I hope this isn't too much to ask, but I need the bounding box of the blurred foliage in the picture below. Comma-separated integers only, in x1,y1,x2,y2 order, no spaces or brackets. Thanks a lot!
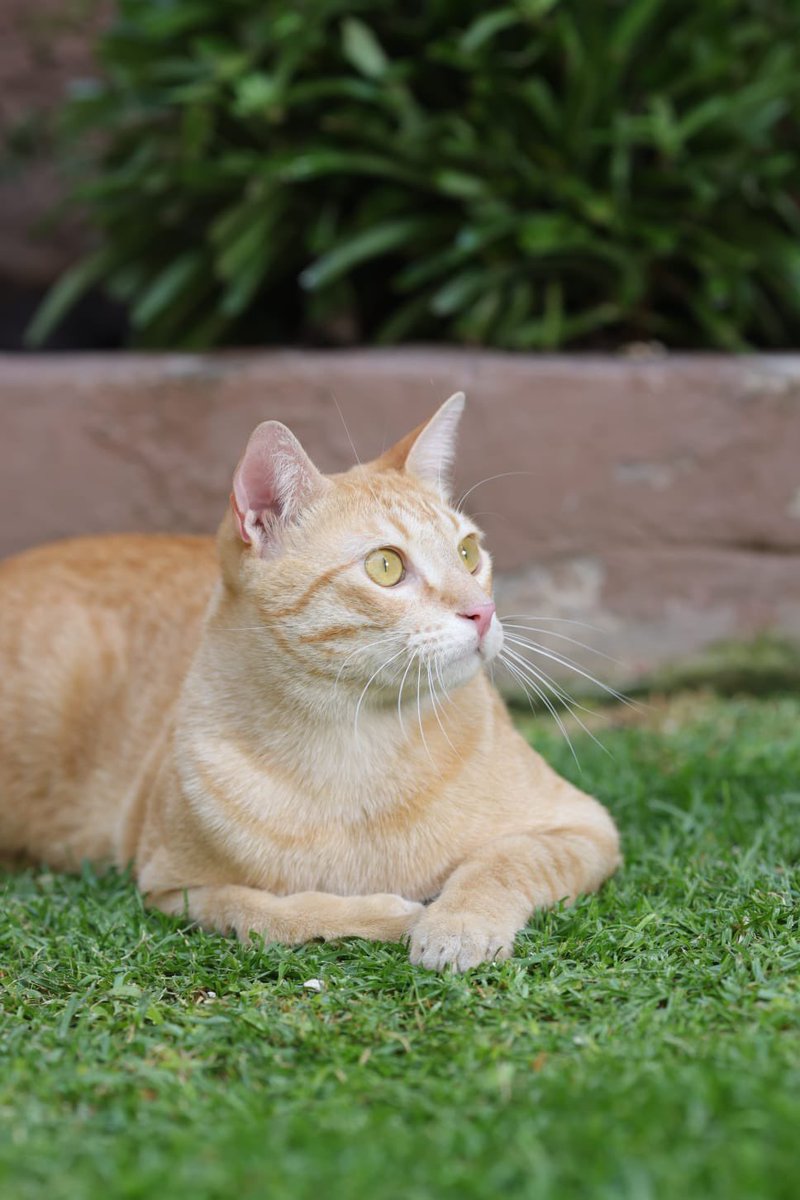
29,0,800,349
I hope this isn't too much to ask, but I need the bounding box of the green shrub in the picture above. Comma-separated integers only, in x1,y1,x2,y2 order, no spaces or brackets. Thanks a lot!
30,0,800,350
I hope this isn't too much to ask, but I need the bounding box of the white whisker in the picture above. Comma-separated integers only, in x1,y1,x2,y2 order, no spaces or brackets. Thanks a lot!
499,652,580,771
434,658,452,712
416,659,434,765
498,613,606,632
503,642,607,723
353,645,409,739
331,392,363,466
502,647,611,758
331,391,384,510
334,632,404,688
396,650,416,740
501,651,576,744
501,623,620,664
456,471,533,512
502,639,633,707
427,660,460,761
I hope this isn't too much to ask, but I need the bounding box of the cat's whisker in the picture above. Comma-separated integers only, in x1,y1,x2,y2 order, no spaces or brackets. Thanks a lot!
396,649,417,740
416,659,434,766
501,651,577,739
434,658,453,712
501,652,583,770
502,638,614,725
334,632,404,689
427,660,460,761
498,613,607,632
498,651,581,771
503,641,609,725
456,471,533,512
501,623,621,664
331,392,363,466
331,391,384,510
501,646,611,759
353,645,409,739
501,635,634,708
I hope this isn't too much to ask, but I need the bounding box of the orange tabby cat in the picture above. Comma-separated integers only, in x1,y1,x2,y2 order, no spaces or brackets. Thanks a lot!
0,393,620,971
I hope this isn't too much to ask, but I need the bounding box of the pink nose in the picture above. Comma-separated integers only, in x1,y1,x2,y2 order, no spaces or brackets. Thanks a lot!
458,601,496,642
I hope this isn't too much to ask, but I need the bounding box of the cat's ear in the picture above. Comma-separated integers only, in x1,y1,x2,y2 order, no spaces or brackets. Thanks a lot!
378,391,465,496
231,421,329,552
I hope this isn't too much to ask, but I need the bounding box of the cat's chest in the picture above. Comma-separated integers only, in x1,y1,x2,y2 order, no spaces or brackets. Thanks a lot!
232,782,469,898
183,745,480,899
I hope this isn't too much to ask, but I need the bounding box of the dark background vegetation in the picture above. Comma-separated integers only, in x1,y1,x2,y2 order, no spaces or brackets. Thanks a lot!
18,0,800,351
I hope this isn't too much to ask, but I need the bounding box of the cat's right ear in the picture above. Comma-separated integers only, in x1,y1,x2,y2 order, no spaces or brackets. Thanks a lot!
231,422,329,554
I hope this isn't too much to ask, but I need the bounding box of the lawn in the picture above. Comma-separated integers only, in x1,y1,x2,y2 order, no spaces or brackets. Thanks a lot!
1,693,798,1200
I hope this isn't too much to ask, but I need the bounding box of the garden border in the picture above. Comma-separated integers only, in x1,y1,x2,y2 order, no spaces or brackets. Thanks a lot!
2,348,799,686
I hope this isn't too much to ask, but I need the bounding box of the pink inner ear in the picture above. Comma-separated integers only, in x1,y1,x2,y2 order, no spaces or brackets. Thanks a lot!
231,420,327,548
233,431,282,516
229,493,250,543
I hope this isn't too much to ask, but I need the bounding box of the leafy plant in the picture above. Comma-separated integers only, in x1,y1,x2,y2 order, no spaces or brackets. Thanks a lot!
29,0,800,349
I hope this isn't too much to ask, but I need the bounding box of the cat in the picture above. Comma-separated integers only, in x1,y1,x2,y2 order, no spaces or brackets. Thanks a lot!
0,393,620,971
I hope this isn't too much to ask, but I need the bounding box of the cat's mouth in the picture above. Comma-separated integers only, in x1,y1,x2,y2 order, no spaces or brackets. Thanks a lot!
435,622,504,682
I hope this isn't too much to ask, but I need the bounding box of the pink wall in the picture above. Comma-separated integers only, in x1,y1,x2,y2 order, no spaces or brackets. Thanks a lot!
2,348,799,685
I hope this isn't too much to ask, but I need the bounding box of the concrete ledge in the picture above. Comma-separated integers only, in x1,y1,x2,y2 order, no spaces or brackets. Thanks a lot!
2,349,799,686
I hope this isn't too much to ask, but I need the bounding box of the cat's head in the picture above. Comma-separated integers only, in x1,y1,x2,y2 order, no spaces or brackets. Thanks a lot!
218,393,503,706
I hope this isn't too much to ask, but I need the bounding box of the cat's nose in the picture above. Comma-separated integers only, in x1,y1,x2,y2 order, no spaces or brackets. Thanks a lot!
458,601,496,642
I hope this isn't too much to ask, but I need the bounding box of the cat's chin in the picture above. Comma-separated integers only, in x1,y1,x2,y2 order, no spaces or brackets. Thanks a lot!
438,648,488,691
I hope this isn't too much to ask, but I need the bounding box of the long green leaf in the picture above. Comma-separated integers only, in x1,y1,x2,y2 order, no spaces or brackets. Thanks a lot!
299,218,433,291
341,18,388,79
25,251,112,346
130,253,205,329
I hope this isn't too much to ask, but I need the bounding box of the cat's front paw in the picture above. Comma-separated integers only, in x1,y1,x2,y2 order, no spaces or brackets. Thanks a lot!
407,908,515,972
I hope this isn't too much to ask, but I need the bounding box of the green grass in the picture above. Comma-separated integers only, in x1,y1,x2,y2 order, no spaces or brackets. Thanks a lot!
1,694,798,1200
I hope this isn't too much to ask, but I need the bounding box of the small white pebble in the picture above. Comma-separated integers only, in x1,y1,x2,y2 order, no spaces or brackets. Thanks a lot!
302,978,323,992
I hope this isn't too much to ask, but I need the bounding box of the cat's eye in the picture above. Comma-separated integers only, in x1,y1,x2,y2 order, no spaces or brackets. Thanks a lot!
458,534,480,573
365,548,405,587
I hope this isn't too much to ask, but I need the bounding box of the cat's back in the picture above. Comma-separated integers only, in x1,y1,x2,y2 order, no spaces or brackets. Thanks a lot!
0,534,218,665
0,535,218,867
0,532,217,603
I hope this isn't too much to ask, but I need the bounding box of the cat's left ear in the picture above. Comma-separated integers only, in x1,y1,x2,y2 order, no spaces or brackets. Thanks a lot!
378,391,465,497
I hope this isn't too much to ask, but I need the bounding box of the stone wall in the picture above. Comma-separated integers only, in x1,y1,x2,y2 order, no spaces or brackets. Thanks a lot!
2,348,799,686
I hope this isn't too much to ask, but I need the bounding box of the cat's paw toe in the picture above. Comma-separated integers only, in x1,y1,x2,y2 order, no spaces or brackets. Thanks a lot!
408,913,514,972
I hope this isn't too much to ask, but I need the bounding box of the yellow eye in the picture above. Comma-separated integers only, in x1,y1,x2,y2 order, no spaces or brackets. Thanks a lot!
458,534,480,573
365,548,405,587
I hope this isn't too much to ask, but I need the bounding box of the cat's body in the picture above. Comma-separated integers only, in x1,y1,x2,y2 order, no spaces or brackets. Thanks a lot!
0,395,620,970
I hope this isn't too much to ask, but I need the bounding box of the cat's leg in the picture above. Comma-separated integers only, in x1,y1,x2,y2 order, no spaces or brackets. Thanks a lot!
149,884,423,945
409,795,621,972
